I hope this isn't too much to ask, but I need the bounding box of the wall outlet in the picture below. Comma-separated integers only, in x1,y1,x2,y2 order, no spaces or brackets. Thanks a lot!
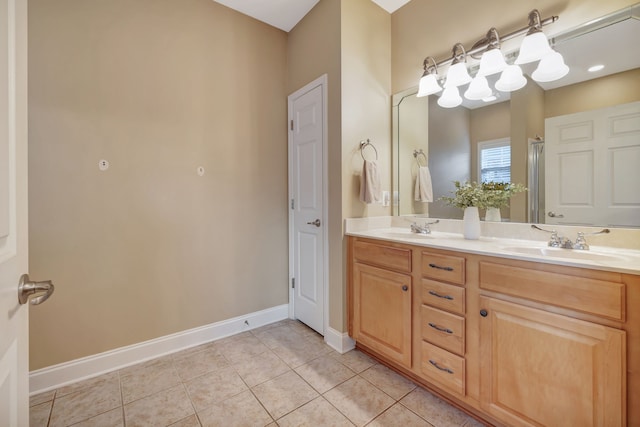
98,159,109,171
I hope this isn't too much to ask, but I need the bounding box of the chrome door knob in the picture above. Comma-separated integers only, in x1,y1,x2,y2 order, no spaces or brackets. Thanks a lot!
18,274,55,305
306,219,321,227
548,211,564,218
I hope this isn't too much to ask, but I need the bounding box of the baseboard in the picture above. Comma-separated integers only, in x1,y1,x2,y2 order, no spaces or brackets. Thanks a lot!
324,326,355,354
29,304,289,395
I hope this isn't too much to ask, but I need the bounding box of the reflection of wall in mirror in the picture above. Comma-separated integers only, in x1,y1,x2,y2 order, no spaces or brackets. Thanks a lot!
398,94,429,216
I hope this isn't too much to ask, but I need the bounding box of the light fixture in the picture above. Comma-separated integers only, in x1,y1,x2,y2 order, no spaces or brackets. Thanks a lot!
416,57,442,97
515,10,553,64
495,65,527,92
444,43,472,88
588,64,605,72
437,86,462,108
464,75,492,100
478,28,508,76
532,51,569,82
415,9,560,108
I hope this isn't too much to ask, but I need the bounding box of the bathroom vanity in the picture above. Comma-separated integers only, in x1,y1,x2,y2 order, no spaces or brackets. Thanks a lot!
346,218,640,427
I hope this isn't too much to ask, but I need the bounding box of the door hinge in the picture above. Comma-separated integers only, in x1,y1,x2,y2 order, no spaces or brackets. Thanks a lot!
291,199,295,209
291,278,295,289
290,120,294,131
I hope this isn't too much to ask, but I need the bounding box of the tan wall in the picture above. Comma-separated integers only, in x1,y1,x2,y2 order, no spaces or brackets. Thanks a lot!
545,68,640,118
340,0,392,331
287,0,344,331
28,0,288,369
391,0,638,93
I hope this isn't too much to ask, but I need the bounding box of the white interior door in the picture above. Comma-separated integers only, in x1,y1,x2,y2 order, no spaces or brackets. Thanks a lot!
288,77,326,335
545,101,640,227
0,0,29,424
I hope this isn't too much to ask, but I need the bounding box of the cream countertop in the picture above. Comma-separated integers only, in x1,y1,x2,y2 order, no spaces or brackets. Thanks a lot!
345,216,640,275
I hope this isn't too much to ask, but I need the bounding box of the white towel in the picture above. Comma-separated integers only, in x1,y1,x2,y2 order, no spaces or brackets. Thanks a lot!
359,160,381,204
414,166,433,202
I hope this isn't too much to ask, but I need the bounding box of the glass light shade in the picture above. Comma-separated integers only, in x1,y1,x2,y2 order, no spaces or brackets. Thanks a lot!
464,75,492,100
531,51,569,82
478,48,508,76
416,73,442,97
495,65,527,92
437,86,462,108
515,31,553,64
444,61,472,87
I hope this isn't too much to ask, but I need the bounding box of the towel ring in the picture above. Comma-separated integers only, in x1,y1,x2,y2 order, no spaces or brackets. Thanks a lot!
413,149,427,167
359,139,378,162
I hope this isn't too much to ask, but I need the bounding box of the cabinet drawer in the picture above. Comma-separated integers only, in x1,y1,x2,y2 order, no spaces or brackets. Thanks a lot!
420,341,465,396
422,252,465,285
354,240,411,273
479,262,625,321
421,279,465,315
421,305,465,356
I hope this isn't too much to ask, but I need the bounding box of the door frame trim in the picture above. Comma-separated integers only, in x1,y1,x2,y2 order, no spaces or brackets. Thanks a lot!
287,74,329,336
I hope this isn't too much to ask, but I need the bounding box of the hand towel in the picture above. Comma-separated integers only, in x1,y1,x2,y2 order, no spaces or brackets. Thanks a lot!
414,165,434,202
359,160,381,204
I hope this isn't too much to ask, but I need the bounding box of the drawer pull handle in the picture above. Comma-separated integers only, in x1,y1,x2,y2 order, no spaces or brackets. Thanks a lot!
428,322,453,334
429,359,454,374
402,285,409,292
428,263,454,272
428,290,454,300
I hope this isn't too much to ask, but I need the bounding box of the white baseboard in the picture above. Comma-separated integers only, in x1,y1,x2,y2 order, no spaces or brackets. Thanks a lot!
324,326,355,354
29,304,289,395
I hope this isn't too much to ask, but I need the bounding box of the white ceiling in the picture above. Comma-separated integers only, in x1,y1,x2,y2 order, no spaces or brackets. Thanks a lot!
213,0,409,32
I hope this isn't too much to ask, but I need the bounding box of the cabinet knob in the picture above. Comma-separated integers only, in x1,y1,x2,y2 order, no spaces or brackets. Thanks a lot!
480,309,488,317
402,285,408,291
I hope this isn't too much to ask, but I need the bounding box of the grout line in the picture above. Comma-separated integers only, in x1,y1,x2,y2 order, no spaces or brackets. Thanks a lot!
118,370,126,427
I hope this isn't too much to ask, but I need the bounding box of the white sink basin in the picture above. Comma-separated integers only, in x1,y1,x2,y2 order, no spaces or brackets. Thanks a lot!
502,246,623,263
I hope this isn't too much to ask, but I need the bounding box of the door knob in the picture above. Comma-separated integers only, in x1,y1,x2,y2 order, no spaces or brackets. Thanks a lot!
18,274,55,305
306,219,321,227
548,211,564,218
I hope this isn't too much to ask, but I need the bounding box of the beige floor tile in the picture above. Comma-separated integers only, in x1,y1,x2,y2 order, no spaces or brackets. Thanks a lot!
70,408,124,426
276,396,354,427
233,350,291,387
30,390,56,407
216,331,254,346
218,335,270,364
56,371,119,397
324,376,394,427
49,378,121,427
29,400,53,427
185,365,248,411
169,414,202,426
124,385,194,427
197,390,273,427
272,338,332,368
367,403,432,426
120,357,181,403
360,364,417,400
463,417,489,426
400,388,471,427
252,371,319,419
173,347,229,381
294,354,356,394
253,324,306,349
331,350,377,373
288,321,323,339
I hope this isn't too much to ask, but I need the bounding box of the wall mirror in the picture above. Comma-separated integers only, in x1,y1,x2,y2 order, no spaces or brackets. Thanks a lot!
393,3,640,228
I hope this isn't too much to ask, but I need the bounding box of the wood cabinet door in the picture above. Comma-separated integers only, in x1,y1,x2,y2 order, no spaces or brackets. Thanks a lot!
353,263,412,368
479,297,626,427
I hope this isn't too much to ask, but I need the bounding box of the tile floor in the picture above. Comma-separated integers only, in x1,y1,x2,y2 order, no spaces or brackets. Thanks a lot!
30,319,486,427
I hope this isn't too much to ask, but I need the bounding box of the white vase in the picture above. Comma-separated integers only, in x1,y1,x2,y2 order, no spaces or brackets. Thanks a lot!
485,207,502,222
463,206,481,240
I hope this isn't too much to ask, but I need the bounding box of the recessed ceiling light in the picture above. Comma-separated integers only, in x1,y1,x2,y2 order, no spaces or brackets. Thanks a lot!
588,64,605,72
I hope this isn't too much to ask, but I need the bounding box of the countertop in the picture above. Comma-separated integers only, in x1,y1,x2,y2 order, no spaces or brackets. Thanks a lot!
346,225,640,275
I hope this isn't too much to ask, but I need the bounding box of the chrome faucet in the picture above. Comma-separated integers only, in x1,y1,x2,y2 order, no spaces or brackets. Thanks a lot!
411,219,439,235
532,225,610,250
